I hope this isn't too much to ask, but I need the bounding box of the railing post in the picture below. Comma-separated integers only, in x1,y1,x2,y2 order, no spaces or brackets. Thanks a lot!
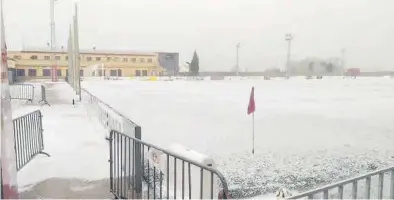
134,126,142,199
365,176,371,199
390,169,394,199
378,173,384,199
39,85,50,106
38,111,44,150
352,181,358,199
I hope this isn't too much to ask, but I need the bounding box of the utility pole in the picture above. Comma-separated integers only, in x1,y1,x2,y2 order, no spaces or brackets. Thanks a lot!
341,48,346,76
50,0,57,82
236,43,240,76
285,33,293,78
74,2,81,101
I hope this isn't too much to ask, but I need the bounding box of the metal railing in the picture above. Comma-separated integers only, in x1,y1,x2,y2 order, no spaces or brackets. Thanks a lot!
39,85,50,106
81,89,138,138
10,84,34,102
13,110,50,171
81,88,230,199
107,129,230,199
288,166,394,199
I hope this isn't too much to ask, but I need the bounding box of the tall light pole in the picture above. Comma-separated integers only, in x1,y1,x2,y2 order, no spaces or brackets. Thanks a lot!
341,48,346,75
50,0,57,82
236,43,240,76
285,33,293,78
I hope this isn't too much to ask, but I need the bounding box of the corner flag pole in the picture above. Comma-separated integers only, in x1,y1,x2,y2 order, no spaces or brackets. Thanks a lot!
247,86,255,154
252,112,255,154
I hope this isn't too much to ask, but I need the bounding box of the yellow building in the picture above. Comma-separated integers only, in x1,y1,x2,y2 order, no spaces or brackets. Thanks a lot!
7,49,173,80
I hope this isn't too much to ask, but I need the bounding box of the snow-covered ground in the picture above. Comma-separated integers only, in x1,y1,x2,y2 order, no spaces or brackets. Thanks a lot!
11,82,111,198
82,77,394,198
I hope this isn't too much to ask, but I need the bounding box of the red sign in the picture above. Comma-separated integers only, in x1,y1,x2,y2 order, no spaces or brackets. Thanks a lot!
347,68,361,76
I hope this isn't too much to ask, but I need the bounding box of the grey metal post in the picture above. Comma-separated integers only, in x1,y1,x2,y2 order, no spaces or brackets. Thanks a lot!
390,169,394,199
73,3,81,101
50,0,57,82
285,33,293,78
236,43,240,76
134,126,142,198
341,48,346,76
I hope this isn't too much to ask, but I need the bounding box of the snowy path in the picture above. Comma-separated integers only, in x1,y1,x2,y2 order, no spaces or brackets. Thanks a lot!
12,82,111,198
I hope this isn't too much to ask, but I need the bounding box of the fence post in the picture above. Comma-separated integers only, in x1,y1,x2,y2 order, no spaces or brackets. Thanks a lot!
30,85,34,103
39,85,50,106
390,169,394,199
134,126,142,199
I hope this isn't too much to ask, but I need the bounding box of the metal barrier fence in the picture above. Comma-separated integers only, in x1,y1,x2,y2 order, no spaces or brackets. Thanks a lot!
13,110,50,171
288,166,394,199
39,85,50,106
81,88,138,138
81,88,230,199
107,129,230,199
10,84,34,102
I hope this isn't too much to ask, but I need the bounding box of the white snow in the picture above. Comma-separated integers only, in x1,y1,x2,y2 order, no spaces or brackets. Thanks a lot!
82,77,394,197
8,78,394,198
15,104,109,186
11,82,109,195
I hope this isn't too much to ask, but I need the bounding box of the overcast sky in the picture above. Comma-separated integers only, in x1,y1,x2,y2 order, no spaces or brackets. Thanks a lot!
3,0,394,71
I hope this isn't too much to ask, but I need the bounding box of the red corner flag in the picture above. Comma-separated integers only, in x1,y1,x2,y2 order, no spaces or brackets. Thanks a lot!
247,87,255,115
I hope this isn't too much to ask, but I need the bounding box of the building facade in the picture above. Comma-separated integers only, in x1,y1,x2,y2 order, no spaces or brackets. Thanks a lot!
157,52,179,75
7,49,179,80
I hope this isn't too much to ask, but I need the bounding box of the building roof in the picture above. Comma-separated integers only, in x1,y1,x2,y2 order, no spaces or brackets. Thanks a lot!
11,47,159,56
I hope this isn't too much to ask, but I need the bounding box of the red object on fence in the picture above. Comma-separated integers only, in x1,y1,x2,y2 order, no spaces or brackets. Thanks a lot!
218,189,231,199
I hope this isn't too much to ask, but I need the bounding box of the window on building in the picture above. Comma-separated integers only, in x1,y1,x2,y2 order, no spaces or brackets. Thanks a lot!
56,69,62,76
13,55,21,60
65,56,68,60
142,70,148,76
44,56,50,60
86,57,92,61
42,69,51,76
123,58,128,62
147,58,153,63
28,69,37,77
131,58,136,62
55,56,61,60
113,57,119,62
165,54,174,60
16,69,25,76
118,69,122,76
30,55,38,60
110,69,117,76
140,58,145,63
135,70,141,76
96,57,101,61
107,57,111,61
80,69,84,77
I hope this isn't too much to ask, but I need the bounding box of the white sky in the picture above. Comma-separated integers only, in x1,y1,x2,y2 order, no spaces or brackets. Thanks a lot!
2,0,394,71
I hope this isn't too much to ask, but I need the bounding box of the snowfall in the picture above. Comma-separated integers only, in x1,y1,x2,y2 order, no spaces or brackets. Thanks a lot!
10,76,394,199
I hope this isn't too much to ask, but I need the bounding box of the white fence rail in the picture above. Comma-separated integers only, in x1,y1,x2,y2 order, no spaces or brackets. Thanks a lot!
288,166,394,199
